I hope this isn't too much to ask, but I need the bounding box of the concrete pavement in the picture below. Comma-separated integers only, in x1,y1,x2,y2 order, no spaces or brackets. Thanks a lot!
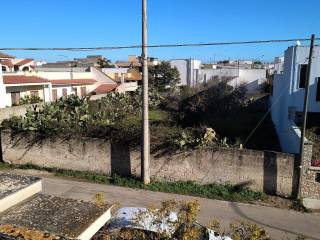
41,177,320,239
4,170,320,239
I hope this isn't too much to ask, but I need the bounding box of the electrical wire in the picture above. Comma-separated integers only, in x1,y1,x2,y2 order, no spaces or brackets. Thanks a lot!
243,81,291,147
0,38,318,51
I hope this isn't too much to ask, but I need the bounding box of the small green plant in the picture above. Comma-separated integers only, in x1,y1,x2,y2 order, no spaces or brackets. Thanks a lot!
228,221,271,240
105,200,273,240
19,95,42,105
94,192,106,207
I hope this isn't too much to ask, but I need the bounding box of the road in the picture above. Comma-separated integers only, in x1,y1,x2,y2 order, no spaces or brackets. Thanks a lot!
7,170,320,239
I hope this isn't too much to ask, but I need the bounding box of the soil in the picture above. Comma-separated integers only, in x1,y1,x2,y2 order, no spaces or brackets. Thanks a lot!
0,194,111,239
0,173,40,199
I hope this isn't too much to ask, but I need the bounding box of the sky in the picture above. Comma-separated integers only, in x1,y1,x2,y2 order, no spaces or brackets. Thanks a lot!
1,0,319,63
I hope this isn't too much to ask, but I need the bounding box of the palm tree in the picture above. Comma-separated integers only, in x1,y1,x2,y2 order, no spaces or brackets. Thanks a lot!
97,58,114,68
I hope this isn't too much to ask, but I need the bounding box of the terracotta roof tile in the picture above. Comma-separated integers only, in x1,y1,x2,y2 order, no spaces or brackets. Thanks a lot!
15,59,34,66
0,60,14,68
3,75,50,84
92,84,117,94
0,52,15,59
50,79,97,85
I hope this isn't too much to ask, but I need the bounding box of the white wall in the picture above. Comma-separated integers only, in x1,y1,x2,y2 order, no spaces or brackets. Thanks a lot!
35,71,93,80
229,69,267,93
90,67,116,84
0,65,8,108
170,60,188,85
102,68,128,74
198,68,239,84
116,82,138,93
271,45,320,153
169,59,201,86
288,46,320,113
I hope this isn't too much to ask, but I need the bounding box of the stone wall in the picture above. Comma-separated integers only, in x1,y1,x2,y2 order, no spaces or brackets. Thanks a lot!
0,104,42,123
300,143,320,208
1,130,298,197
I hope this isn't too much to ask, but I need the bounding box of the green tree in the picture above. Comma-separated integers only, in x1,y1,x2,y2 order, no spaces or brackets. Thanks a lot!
149,62,180,90
97,58,114,68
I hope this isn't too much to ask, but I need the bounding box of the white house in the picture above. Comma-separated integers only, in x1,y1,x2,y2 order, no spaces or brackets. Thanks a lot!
170,59,267,92
0,52,35,72
169,59,201,86
0,64,120,107
34,67,118,100
0,66,51,107
271,45,320,153
274,57,284,74
101,67,142,92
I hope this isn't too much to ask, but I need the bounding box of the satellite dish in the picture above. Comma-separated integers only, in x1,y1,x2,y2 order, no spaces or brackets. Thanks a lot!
297,41,301,46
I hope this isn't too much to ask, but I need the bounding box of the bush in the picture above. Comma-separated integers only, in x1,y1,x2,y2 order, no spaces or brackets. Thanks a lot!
19,95,42,105
98,200,271,240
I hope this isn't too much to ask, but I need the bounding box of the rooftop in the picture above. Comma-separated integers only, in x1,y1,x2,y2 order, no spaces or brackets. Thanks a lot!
50,79,97,85
0,52,15,59
15,59,34,66
3,75,50,85
92,83,117,94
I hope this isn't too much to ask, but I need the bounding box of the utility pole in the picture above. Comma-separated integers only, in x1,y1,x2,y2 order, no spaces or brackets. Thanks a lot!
141,0,150,184
298,34,315,198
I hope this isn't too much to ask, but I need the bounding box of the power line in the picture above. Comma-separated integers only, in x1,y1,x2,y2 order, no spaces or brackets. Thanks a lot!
243,80,291,147
0,38,319,51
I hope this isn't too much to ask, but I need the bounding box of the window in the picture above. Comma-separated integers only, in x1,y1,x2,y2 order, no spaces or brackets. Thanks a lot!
30,90,39,97
80,87,86,96
11,92,20,106
2,66,6,72
22,66,29,72
299,64,308,88
317,77,320,102
73,87,78,96
62,88,68,97
52,89,58,101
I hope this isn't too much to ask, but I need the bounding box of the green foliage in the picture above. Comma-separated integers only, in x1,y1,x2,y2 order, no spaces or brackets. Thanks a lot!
180,82,248,121
172,127,224,150
105,200,273,240
149,61,180,90
259,80,273,94
0,161,265,203
2,95,91,135
19,95,42,105
97,58,114,68
52,167,266,203
2,90,163,140
228,221,271,240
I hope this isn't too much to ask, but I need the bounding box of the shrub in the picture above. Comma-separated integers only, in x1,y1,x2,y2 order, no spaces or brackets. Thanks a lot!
19,95,42,105
101,200,272,240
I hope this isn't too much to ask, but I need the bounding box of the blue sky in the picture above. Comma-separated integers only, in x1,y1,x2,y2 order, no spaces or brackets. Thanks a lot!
1,0,319,62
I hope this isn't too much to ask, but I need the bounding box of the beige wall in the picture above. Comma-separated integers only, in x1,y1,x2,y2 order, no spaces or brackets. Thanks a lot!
1,130,298,197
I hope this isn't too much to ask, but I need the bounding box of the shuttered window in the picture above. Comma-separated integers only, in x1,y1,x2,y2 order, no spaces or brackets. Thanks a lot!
299,64,308,88
316,77,320,102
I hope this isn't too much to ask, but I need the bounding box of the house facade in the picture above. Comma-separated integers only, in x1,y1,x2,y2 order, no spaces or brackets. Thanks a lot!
101,67,141,92
170,58,267,92
169,59,201,86
0,69,51,108
0,62,119,107
34,67,118,99
271,45,320,153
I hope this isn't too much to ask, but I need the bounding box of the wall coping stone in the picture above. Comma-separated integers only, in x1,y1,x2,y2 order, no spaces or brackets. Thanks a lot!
309,166,320,172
